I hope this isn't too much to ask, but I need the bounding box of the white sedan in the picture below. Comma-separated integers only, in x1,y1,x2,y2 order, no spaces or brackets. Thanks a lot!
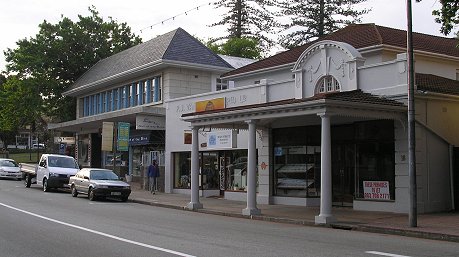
0,158,22,180
69,168,131,201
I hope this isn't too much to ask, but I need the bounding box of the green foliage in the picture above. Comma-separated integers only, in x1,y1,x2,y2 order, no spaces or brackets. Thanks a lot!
3,6,142,122
210,0,279,51
430,0,458,36
207,37,261,59
277,0,370,49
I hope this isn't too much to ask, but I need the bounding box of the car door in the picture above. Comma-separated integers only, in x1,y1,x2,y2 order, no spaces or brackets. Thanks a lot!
80,169,91,194
36,156,47,186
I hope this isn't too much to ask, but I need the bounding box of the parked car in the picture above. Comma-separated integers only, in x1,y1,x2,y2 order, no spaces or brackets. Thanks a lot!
35,154,79,192
31,143,45,149
69,168,131,201
0,158,22,180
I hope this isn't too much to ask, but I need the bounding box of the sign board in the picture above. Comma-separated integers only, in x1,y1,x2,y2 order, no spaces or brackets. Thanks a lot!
136,115,165,130
207,130,237,149
363,181,390,200
184,131,192,144
54,137,76,145
195,97,225,112
101,122,114,151
117,122,130,152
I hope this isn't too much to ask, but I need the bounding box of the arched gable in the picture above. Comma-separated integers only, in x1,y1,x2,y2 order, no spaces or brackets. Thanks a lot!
292,40,365,99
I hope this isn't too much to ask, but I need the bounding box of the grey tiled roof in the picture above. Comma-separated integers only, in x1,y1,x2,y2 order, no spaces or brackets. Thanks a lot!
68,28,232,92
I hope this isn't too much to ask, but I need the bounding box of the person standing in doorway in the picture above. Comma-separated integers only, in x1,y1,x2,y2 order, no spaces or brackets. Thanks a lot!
148,160,160,194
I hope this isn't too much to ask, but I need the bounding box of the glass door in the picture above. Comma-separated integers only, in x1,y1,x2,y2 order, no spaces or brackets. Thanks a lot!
200,152,219,190
332,144,355,207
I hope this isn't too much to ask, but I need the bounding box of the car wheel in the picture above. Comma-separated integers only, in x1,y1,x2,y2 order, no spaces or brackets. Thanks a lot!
43,178,50,192
88,188,96,201
71,186,78,197
24,175,31,188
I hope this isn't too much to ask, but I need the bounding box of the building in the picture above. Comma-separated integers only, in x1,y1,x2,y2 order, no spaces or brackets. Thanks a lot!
49,28,245,187
166,24,459,223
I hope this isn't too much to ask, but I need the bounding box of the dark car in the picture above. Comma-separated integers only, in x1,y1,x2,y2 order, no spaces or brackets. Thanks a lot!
69,168,131,201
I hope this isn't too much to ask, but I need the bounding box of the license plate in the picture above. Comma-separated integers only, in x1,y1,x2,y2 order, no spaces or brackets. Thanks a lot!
111,192,121,196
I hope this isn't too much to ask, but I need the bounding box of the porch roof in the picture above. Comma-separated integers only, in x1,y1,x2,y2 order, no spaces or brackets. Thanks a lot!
181,90,406,128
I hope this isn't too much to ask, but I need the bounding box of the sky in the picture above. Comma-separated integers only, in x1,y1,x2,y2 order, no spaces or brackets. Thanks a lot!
0,0,448,73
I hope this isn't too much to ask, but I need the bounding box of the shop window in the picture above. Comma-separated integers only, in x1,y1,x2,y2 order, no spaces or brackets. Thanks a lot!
225,150,249,191
354,121,395,200
173,152,191,189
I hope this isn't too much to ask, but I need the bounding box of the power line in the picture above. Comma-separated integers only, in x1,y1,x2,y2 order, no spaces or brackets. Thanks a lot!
138,1,214,34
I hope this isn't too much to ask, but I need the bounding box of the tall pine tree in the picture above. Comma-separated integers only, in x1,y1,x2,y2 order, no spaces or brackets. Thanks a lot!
210,0,279,51
277,0,370,49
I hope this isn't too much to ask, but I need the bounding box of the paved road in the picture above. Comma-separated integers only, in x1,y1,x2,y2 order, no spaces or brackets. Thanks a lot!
0,179,458,257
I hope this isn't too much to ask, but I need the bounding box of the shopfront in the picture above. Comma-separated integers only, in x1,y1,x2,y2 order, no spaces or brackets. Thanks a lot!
172,149,248,194
272,120,395,207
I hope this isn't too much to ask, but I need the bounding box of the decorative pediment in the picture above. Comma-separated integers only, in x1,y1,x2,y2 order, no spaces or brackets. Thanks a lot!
292,40,365,99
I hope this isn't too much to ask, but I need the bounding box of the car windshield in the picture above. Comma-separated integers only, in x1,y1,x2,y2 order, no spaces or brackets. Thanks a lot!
48,156,78,168
90,170,119,180
0,160,19,167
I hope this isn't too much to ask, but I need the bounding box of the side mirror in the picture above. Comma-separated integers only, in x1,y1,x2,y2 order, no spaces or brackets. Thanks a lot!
83,176,90,180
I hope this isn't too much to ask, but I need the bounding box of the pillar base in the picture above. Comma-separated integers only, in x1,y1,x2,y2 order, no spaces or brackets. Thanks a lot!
242,207,261,216
187,202,203,210
315,214,336,224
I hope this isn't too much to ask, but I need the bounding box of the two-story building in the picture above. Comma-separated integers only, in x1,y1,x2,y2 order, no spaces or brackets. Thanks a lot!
166,24,459,223
49,28,251,187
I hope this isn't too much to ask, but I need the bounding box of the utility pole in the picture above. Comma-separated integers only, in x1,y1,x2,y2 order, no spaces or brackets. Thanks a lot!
406,0,417,227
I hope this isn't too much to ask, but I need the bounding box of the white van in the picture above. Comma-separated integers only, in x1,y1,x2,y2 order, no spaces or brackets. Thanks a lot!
36,154,79,192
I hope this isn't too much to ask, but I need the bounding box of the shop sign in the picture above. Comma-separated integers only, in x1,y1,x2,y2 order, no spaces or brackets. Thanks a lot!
117,122,130,152
54,137,76,145
363,181,390,200
129,134,150,146
101,122,114,151
195,97,225,112
136,115,165,130
207,130,237,149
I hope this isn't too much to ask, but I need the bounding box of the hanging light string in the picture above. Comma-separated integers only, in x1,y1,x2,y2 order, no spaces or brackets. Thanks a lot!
139,1,214,34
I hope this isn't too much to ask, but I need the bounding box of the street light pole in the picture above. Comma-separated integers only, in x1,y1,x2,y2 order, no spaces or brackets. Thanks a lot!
406,0,417,227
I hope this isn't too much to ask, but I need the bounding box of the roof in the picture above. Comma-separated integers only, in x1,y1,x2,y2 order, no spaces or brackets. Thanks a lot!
182,90,405,117
416,73,459,96
68,28,233,92
218,55,256,69
224,24,459,77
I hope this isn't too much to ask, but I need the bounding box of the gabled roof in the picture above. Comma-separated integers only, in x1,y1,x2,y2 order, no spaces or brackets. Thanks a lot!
67,28,232,92
224,24,459,77
416,73,459,96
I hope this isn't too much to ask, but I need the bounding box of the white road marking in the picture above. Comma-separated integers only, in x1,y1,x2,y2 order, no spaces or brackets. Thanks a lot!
0,202,196,257
366,251,412,257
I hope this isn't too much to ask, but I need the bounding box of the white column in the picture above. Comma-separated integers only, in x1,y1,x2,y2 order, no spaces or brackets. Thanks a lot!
187,126,203,210
315,113,335,224
243,120,261,216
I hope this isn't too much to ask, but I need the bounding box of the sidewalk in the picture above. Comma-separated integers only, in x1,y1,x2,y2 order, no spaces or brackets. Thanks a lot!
128,182,459,243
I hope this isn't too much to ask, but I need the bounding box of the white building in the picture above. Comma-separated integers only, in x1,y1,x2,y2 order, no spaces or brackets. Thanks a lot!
166,24,459,223
49,28,245,187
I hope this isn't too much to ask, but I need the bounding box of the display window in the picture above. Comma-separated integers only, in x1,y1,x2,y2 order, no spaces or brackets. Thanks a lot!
173,150,249,191
273,120,395,202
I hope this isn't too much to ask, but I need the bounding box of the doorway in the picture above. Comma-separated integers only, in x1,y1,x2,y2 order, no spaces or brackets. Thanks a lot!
332,144,355,207
453,147,459,211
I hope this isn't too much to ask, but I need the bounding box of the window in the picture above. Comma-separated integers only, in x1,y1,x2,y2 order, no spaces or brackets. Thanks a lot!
113,89,118,111
120,87,126,109
143,82,148,104
173,152,191,189
135,82,140,106
216,78,228,91
102,92,106,113
316,76,340,94
127,85,132,107
107,91,112,112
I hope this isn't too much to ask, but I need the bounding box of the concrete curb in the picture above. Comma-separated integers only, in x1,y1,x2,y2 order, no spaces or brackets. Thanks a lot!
129,198,458,243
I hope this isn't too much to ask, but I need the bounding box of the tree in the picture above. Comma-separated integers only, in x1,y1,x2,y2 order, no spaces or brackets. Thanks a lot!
3,6,142,123
416,0,458,36
277,0,370,49
207,37,262,59
210,0,279,50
